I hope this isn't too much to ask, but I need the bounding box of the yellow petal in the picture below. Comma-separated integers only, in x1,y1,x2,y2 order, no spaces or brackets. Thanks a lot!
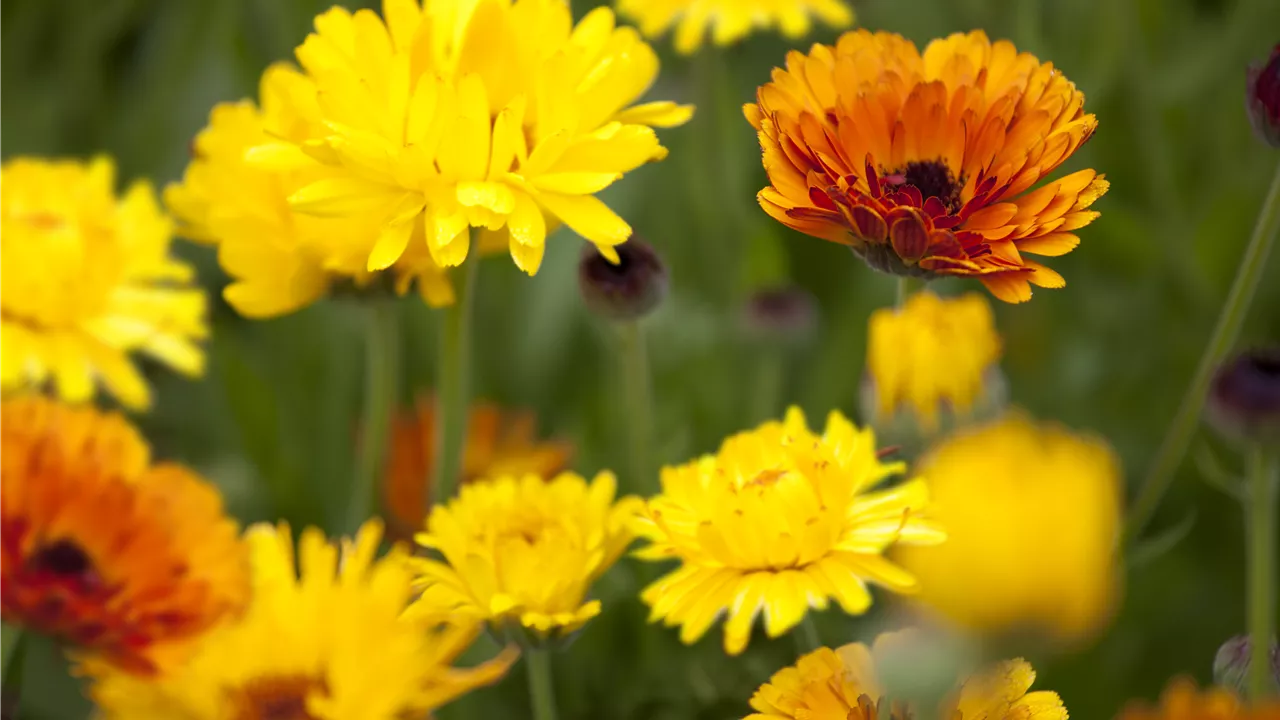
535,193,631,246
612,101,696,128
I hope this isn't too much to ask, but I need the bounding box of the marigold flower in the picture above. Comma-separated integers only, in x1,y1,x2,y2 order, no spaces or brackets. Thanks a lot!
167,64,454,318
893,412,1122,643
634,407,945,656
617,0,853,54
408,472,640,643
381,395,573,539
1,156,207,408
1115,678,1280,720
256,0,693,283
85,520,516,719
745,630,1066,720
0,396,246,675
746,30,1108,303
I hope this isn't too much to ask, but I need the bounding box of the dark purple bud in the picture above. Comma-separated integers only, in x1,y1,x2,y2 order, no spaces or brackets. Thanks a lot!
1206,348,1280,444
577,237,668,322
1247,44,1280,148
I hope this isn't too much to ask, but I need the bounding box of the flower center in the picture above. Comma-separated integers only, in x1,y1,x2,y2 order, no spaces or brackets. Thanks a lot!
29,538,95,581
231,675,327,720
882,160,963,213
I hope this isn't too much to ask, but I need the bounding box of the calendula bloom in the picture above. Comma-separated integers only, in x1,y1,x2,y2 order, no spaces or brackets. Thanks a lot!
746,630,1066,720
408,472,640,642
167,64,454,318
0,396,246,675
746,30,1108,303
260,0,693,282
893,412,1122,643
1115,678,1280,720
85,520,516,719
617,0,853,55
634,407,945,656
2,156,206,409
864,292,1002,432
381,395,573,539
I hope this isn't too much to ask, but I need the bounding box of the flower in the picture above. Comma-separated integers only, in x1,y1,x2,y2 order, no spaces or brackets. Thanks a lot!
167,64,455,319
617,0,854,55
1115,678,1280,720
1205,347,1280,444
893,412,1122,643
1,156,206,409
863,291,1002,433
84,520,516,720
0,396,246,675
745,630,1066,720
255,0,693,283
1214,635,1280,696
577,235,669,320
745,30,1108,303
633,407,945,656
1247,44,1280,147
408,472,640,643
381,395,573,539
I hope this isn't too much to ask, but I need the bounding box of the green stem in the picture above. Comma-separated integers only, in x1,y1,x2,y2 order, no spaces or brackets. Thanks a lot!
431,257,480,509
1126,160,1280,542
347,299,400,534
749,350,785,423
795,615,823,655
1246,447,1278,701
896,277,924,307
620,321,655,493
2,629,27,720
526,649,559,720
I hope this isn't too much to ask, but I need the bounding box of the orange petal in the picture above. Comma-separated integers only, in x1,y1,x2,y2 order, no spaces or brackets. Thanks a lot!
980,273,1033,303
1016,232,1081,257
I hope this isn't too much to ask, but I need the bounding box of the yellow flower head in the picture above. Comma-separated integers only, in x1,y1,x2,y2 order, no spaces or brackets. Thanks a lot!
893,412,1123,643
865,292,1002,432
167,65,455,319
634,407,945,656
617,0,854,54
255,0,693,286
408,472,640,642
1116,678,1280,720
746,30,1108,302
746,630,1067,720
2,156,207,408
85,520,516,720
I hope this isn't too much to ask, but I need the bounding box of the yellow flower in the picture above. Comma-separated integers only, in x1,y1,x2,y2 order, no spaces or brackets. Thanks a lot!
408,472,640,641
746,630,1066,720
1115,678,1280,720
167,64,455,319
746,30,1108,303
617,0,854,54
255,0,693,283
634,407,945,656
84,520,516,720
893,412,1122,643
1,156,206,409
865,292,1002,433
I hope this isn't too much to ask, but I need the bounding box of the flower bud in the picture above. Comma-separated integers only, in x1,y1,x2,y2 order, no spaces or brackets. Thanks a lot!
1213,635,1280,695
1205,347,1280,444
1247,44,1280,148
577,237,668,321
740,285,819,347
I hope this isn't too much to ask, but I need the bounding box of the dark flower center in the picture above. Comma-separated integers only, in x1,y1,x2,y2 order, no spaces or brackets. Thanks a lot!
883,160,964,213
233,675,327,720
29,538,93,578
1246,352,1280,379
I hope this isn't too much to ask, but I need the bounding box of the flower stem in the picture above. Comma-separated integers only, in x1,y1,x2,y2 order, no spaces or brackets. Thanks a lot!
1127,160,1280,542
431,257,480,509
749,349,785,423
795,615,823,654
1246,446,1278,701
620,320,655,493
896,277,924,307
526,649,559,720
347,299,400,534
2,628,28,720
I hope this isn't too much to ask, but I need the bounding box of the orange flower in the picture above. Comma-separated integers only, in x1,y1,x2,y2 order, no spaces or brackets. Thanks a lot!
746,30,1108,303
0,396,247,675
382,396,572,538
1115,678,1280,720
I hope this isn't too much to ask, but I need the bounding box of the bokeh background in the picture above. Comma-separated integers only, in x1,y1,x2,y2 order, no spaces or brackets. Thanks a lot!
4,0,1280,717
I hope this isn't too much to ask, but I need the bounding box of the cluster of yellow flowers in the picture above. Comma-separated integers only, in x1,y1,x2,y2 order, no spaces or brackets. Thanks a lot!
3,1,1277,719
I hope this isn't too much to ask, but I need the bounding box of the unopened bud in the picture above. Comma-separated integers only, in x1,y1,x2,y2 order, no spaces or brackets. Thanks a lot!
577,237,668,321
1205,347,1280,444
1213,635,1280,695
1247,44,1280,148
741,285,819,347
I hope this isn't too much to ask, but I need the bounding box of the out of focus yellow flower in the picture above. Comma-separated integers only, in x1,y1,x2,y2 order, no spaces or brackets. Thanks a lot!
167,64,454,318
254,0,692,283
1115,678,1280,720
634,408,945,656
745,630,1066,720
894,412,1123,643
617,0,853,54
1,156,206,408
85,520,515,720
865,292,1002,433
408,472,639,642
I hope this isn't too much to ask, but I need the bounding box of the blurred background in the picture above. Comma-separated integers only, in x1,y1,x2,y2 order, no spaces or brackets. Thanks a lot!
3,0,1280,717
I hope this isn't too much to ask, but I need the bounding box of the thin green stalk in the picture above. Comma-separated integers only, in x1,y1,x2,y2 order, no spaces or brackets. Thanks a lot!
749,350,785,423
620,321,655,493
347,299,400,534
431,257,480,508
2,629,27,720
1246,447,1278,701
526,649,559,720
896,277,925,307
1126,161,1280,542
795,615,823,655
